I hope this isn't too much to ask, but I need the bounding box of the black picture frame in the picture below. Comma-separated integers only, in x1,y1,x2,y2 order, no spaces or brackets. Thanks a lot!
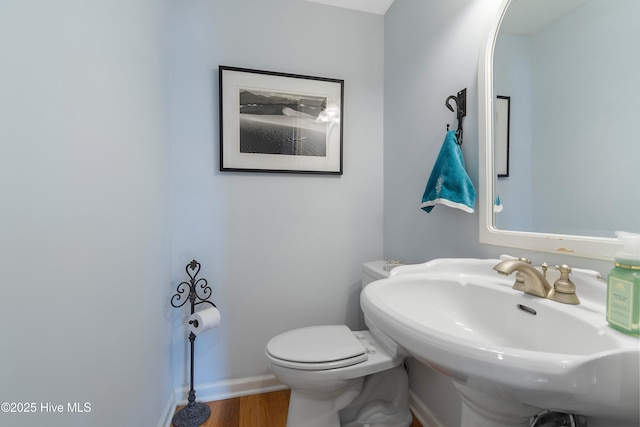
219,66,344,175
496,95,510,178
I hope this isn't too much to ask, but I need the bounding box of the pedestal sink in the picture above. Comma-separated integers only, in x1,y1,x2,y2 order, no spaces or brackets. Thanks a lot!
361,258,639,426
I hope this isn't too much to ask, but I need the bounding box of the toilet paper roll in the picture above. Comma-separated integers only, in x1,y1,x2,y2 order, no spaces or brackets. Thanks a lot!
188,306,221,335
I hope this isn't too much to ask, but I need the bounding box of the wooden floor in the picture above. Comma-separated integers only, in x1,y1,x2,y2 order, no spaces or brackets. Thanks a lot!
172,390,423,427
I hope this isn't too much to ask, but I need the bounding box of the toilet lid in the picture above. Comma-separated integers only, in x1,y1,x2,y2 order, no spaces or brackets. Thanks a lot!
266,325,368,370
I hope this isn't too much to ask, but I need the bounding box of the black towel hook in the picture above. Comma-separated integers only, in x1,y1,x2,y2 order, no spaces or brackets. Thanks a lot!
445,88,467,145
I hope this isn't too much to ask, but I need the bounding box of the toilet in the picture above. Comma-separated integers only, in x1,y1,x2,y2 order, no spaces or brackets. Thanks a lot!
265,261,412,427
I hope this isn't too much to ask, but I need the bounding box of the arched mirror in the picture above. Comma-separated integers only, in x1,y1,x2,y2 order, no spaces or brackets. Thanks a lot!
478,0,639,260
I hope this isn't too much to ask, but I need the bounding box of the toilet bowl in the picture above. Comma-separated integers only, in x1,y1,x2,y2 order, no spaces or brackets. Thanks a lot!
265,261,412,427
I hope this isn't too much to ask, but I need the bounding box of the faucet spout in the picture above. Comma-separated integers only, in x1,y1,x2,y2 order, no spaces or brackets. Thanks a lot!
493,260,552,298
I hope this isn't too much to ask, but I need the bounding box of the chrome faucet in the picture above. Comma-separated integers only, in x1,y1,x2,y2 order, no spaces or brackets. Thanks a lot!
493,260,580,304
494,259,551,298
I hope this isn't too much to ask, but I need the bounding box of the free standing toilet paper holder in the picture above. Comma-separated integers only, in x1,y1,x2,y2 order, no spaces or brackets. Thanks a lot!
171,259,216,427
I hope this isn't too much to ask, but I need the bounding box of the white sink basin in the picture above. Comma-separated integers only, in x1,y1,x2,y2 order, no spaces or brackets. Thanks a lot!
361,258,639,425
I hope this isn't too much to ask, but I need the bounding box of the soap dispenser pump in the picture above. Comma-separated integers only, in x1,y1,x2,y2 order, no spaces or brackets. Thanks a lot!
607,231,640,335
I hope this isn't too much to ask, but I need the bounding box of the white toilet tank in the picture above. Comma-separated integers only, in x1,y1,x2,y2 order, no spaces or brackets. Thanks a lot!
359,260,407,345
361,260,404,289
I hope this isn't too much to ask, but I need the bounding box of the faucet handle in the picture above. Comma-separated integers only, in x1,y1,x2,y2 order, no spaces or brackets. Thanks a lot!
548,264,580,304
554,264,573,291
540,262,549,279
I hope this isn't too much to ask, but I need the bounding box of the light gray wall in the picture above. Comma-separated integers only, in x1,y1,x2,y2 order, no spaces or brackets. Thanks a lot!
384,0,500,263
170,0,385,389
0,1,173,426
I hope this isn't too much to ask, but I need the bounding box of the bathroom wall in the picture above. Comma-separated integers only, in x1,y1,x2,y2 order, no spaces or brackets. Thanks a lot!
384,0,615,425
0,1,173,426
170,0,384,394
383,0,500,263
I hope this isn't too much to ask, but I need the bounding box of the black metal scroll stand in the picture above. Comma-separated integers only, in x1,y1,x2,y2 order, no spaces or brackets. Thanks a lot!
171,260,216,427
445,88,467,145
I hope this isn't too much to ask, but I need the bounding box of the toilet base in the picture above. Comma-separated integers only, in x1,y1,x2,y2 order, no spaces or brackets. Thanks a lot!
285,365,412,427
286,377,365,427
340,365,413,427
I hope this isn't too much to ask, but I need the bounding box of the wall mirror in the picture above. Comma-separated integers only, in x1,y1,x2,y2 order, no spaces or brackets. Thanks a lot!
478,0,639,260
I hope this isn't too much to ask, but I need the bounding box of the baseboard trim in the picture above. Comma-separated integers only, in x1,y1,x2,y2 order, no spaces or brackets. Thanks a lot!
158,391,177,427
174,374,288,406
409,390,445,427
170,378,437,427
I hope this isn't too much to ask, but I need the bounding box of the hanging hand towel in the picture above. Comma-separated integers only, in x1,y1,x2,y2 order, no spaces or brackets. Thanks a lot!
421,130,476,213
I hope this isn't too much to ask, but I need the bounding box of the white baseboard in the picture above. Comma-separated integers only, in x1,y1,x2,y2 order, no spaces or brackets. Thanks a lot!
168,377,437,427
409,390,445,427
173,373,288,406
158,391,177,427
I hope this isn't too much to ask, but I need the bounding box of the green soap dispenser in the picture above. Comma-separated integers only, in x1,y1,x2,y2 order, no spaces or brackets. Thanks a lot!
607,231,640,335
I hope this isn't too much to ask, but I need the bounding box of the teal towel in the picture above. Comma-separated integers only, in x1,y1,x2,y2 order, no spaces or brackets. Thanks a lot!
421,130,475,213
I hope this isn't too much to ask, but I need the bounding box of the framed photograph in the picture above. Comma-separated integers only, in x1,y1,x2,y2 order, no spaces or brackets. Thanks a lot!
495,95,510,177
219,66,344,174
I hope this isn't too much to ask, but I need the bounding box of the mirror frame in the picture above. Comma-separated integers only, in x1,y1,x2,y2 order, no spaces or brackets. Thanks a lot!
477,0,621,261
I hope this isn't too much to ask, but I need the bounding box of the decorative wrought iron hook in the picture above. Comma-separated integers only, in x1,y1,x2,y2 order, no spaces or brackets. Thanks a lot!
445,88,467,145
445,95,458,113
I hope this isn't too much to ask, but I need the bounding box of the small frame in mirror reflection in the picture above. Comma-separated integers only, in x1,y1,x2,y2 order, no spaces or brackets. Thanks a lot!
219,66,344,175
495,95,510,178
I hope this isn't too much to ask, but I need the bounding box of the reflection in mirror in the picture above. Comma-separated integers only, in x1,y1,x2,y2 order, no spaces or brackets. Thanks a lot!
478,0,639,260
494,0,640,237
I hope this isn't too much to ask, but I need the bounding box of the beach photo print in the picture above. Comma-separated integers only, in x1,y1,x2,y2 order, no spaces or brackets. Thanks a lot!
219,66,343,174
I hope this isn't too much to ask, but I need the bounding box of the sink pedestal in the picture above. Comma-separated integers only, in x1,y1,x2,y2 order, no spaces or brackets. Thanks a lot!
454,383,540,427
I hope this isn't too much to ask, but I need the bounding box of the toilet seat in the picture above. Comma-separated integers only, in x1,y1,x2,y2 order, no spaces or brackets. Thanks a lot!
266,325,368,371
